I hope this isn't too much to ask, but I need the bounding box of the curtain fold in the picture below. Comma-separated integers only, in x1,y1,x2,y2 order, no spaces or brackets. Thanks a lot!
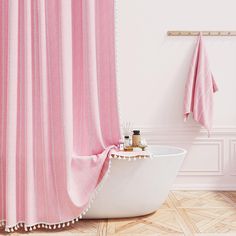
0,0,120,231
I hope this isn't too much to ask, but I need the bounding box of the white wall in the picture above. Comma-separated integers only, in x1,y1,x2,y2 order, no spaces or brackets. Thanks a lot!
116,0,236,189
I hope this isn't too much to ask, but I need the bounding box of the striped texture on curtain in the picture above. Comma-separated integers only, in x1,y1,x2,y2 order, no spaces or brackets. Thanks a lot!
0,0,120,232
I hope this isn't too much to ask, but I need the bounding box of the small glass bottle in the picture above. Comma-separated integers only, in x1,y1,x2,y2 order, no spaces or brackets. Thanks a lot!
124,136,130,148
132,130,141,147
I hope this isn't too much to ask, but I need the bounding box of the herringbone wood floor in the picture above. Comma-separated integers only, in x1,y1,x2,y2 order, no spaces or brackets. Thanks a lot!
3,191,236,235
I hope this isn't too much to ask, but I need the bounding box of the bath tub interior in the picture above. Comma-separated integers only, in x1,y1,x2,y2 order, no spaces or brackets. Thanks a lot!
148,145,187,157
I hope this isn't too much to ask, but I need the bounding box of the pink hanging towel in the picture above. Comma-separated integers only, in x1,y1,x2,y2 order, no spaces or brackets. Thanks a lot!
183,34,218,134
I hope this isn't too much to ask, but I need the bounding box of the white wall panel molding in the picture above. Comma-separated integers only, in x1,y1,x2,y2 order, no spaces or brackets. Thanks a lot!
229,139,236,176
145,138,224,176
133,126,236,189
177,140,224,176
138,126,236,137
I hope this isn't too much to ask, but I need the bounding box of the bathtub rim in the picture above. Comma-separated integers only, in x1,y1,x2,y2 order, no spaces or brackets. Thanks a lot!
147,145,187,158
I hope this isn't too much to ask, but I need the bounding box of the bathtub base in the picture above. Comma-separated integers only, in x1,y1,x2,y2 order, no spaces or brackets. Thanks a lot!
84,146,186,219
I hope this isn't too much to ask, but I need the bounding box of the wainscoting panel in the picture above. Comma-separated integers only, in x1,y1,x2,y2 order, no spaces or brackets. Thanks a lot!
140,126,236,190
179,140,224,176
229,139,236,176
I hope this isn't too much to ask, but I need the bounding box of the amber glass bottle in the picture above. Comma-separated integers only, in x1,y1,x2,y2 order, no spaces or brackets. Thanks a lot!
132,130,141,147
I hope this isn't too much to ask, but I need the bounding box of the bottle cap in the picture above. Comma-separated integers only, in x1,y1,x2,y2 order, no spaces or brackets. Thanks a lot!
124,136,129,139
133,130,140,135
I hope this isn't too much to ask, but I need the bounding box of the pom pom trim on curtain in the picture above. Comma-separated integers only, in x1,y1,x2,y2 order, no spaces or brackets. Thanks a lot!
0,161,112,232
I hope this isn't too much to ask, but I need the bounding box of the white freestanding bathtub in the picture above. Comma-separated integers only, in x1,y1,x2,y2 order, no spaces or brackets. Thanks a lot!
85,145,186,219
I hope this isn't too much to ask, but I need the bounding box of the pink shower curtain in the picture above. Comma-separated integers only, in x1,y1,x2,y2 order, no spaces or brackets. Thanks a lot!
0,0,120,232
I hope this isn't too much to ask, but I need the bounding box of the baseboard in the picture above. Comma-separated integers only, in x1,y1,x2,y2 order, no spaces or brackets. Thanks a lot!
172,184,236,191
